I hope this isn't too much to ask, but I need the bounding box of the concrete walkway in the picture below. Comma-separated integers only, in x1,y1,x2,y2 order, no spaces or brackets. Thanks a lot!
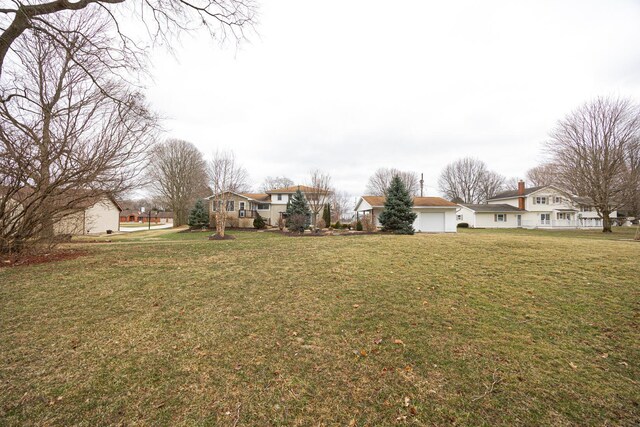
119,224,174,233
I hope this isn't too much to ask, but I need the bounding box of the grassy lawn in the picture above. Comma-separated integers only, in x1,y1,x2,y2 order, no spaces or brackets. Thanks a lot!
1,229,638,425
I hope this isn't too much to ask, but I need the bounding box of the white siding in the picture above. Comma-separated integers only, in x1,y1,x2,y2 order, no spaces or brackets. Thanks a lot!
371,207,456,233
474,212,521,228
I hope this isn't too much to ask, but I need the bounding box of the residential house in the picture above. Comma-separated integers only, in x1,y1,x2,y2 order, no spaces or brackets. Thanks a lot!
120,209,173,224
207,185,328,228
456,181,617,229
354,196,458,233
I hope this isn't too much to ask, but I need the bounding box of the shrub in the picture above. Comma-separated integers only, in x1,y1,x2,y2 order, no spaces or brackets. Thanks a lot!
322,204,331,229
333,221,342,229
457,222,469,228
356,220,363,231
253,212,266,229
277,216,286,231
188,199,209,229
361,215,377,232
317,218,326,229
288,213,307,233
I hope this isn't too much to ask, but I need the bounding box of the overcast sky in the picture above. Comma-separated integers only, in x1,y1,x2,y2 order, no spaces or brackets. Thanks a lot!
143,0,640,198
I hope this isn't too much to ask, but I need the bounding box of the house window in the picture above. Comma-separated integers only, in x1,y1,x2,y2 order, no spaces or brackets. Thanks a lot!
495,214,507,222
226,201,234,211
456,214,463,221
239,202,245,211
277,194,282,201
581,206,592,212
257,203,269,210
540,213,550,223
535,196,547,205
554,196,562,204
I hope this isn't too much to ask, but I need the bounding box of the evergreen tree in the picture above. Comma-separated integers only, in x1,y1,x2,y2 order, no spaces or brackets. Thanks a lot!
378,176,417,234
285,189,311,232
188,199,209,228
253,211,266,229
356,219,363,231
322,204,331,228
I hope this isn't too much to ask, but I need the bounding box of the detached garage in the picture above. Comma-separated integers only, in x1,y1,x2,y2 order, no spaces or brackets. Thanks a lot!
355,196,457,233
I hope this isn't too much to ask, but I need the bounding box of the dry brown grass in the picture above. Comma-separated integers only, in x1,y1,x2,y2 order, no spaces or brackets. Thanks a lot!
1,228,638,425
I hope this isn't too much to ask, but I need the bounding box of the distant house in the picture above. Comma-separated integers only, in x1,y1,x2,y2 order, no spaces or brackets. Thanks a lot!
120,209,173,224
354,196,458,233
207,185,329,228
456,181,617,229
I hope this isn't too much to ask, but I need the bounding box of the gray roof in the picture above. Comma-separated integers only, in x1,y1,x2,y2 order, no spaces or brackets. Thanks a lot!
460,203,526,213
488,186,546,200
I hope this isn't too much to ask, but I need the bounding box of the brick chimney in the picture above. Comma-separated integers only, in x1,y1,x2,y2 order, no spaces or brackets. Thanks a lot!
517,180,525,210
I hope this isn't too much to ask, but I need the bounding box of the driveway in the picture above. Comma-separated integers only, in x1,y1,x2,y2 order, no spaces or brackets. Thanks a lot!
119,224,174,233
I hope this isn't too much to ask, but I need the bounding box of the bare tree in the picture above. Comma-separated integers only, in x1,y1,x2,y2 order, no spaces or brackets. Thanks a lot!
438,158,507,203
0,21,157,253
208,150,249,238
366,168,420,196
547,97,640,232
479,170,507,201
330,190,353,222
306,169,332,227
148,139,209,227
504,177,522,191
259,176,293,192
525,163,559,187
0,0,257,80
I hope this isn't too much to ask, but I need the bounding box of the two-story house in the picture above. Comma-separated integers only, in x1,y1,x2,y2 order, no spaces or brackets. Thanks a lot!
455,181,616,229
207,185,327,228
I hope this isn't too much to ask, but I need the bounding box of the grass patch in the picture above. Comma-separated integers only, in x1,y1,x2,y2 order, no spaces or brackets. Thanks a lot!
1,229,638,425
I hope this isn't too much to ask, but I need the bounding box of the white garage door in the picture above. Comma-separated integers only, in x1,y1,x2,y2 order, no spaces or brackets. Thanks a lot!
418,212,445,232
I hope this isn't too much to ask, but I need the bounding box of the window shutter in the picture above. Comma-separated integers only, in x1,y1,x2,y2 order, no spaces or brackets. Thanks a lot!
504,214,507,221
494,214,497,222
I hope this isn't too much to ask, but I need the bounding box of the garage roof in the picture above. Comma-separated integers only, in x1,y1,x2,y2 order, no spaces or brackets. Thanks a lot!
460,204,526,212
361,196,457,208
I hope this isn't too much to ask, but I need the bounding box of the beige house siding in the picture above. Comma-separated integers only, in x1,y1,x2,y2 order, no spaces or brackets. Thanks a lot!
54,197,120,235
209,193,271,228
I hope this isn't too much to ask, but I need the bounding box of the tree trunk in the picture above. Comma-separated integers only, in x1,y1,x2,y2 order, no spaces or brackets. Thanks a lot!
602,210,613,233
215,209,226,238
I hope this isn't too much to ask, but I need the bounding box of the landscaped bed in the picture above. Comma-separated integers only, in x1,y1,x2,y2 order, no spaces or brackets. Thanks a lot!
0,228,638,425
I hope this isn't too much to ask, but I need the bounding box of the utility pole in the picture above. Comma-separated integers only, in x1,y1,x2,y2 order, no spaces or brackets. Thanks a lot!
420,173,424,197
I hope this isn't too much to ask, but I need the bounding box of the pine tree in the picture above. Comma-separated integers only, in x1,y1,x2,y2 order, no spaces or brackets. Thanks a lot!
356,219,363,231
322,204,331,228
285,189,311,232
188,199,209,229
253,211,266,229
378,176,417,234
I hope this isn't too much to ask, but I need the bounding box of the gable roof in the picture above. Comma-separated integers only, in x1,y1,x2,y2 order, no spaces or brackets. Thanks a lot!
267,185,327,194
358,195,457,209
460,203,526,213
488,186,546,200
241,193,270,202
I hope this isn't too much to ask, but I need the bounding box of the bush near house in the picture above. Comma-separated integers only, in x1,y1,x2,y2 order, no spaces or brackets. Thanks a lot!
356,219,363,231
286,189,311,233
253,212,266,229
187,199,209,229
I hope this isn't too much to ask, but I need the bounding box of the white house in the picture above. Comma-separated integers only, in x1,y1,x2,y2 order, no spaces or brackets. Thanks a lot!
354,196,457,233
456,204,526,228
456,181,617,229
